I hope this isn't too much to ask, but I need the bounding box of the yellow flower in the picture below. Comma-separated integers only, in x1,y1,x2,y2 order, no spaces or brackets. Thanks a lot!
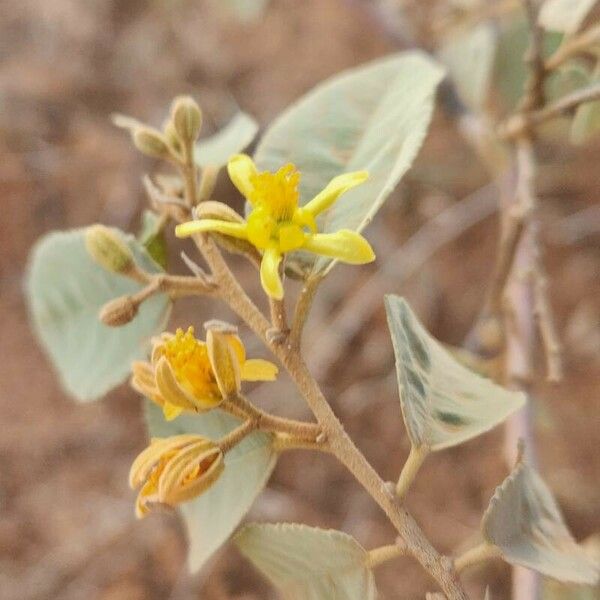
175,154,375,299
129,434,224,518
131,326,278,421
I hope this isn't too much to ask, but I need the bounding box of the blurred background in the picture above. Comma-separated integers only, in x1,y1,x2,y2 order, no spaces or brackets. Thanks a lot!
1,0,599,598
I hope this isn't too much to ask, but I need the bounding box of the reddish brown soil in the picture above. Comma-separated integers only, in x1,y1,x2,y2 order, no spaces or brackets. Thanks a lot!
1,1,599,599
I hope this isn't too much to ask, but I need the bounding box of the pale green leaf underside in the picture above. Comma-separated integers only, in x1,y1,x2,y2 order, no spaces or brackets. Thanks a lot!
254,51,445,274
145,402,277,573
26,228,171,402
384,295,526,451
438,23,497,109
235,523,377,600
196,111,259,168
539,0,597,34
483,460,599,584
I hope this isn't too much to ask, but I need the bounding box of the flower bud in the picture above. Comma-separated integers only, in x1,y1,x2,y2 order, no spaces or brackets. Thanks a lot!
85,225,134,275
205,320,242,399
133,127,171,159
99,295,138,327
171,95,202,144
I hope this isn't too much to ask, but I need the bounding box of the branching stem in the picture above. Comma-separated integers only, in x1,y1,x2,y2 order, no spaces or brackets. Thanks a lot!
366,541,408,568
396,445,429,501
454,543,500,573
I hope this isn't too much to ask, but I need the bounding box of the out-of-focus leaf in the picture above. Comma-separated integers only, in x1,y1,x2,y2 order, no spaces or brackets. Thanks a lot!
196,112,258,168
236,523,377,600
438,23,497,108
384,295,525,451
138,210,167,269
496,19,564,111
483,459,600,584
26,229,171,401
539,0,597,34
254,52,445,274
145,402,277,572
571,63,600,144
218,0,271,23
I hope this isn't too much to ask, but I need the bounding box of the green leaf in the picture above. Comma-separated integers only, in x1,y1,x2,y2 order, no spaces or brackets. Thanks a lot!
235,523,377,600
138,210,168,269
196,112,259,168
384,295,526,451
438,23,497,109
254,51,445,274
26,228,171,401
145,402,277,572
483,459,600,584
539,0,597,34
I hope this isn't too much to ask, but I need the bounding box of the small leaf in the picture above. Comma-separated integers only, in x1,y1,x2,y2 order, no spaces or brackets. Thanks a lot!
482,459,599,584
254,51,445,274
196,112,259,168
539,0,597,34
438,23,497,109
26,229,171,401
145,402,277,572
235,523,377,600
138,210,167,269
384,295,525,450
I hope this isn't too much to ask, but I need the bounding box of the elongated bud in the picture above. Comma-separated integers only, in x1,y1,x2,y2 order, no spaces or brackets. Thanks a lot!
133,127,171,159
86,225,134,275
205,320,242,399
99,295,138,327
171,96,202,144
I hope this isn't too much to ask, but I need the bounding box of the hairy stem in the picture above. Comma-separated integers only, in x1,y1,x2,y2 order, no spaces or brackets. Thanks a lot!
454,543,500,573
366,541,408,568
396,445,429,501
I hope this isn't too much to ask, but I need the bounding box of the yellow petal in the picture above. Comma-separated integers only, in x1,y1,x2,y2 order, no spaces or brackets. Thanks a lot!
175,219,248,240
302,229,375,264
227,153,258,201
241,359,279,381
302,171,369,217
206,327,242,399
260,245,284,299
163,403,184,421
278,223,305,252
246,208,275,249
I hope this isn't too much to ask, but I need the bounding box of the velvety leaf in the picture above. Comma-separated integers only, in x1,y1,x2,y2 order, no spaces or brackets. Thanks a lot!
384,295,526,450
196,112,258,168
483,459,599,584
26,228,171,401
254,51,445,273
438,23,497,108
145,402,277,572
236,523,377,600
539,0,597,34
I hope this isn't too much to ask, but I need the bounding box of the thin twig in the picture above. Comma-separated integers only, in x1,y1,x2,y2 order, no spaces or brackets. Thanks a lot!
500,82,600,140
545,22,600,71
289,274,323,350
366,540,408,568
454,543,500,573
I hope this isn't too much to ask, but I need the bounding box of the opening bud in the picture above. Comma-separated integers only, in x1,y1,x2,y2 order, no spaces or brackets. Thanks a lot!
85,225,134,275
171,95,202,144
205,320,242,399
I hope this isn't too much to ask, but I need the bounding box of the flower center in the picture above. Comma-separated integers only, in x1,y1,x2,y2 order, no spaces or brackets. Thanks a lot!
249,163,300,222
163,327,220,400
